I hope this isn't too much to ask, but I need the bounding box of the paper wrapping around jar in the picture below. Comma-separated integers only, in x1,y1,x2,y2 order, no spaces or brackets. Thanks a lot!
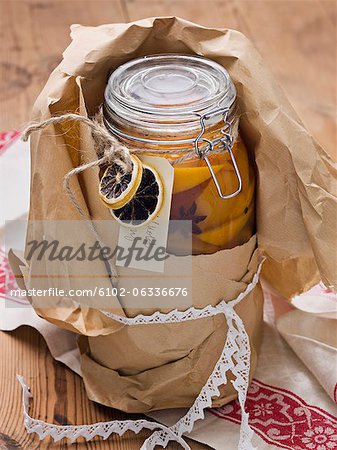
76,238,263,412
10,17,337,411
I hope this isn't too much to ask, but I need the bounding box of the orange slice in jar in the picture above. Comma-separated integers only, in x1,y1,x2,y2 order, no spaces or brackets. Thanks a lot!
173,160,224,194
186,143,255,232
172,140,242,195
170,139,255,250
99,154,143,209
198,199,255,248
193,168,255,232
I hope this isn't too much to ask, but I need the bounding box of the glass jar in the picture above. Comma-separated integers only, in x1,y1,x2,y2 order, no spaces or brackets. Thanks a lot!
103,54,255,255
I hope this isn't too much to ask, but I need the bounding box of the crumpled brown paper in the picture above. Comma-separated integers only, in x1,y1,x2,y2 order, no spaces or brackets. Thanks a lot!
13,16,337,412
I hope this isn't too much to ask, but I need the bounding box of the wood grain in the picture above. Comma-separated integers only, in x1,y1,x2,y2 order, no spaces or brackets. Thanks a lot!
0,1,125,131
0,0,336,449
0,327,206,449
231,0,337,158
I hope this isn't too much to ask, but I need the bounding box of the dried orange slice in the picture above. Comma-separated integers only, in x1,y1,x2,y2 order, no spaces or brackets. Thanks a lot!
99,154,142,209
111,163,163,227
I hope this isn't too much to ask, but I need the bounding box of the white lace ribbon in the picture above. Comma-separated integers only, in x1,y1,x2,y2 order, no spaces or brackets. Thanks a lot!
17,261,263,449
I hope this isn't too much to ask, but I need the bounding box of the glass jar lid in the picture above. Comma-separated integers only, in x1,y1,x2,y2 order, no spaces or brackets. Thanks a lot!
104,54,236,136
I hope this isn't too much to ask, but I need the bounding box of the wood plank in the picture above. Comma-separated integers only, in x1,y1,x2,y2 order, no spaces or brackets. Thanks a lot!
0,327,126,449
0,326,207,449
0,0,125,132
230,0,337,158
319,0,337,28
125,0,228,28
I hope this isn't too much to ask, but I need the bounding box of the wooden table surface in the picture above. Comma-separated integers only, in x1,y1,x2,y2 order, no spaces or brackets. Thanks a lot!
0,1,336,449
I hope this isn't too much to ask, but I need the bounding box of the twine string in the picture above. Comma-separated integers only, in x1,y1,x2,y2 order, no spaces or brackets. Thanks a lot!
22,112,126,282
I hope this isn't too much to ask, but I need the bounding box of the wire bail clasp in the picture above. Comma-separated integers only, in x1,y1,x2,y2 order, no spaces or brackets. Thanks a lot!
194,107,242,200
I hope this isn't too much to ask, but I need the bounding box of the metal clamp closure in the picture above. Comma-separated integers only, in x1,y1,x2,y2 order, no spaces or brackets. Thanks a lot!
194,107,242,200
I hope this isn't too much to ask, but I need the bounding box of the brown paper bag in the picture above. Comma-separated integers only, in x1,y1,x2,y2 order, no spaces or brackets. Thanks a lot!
14,17,337,412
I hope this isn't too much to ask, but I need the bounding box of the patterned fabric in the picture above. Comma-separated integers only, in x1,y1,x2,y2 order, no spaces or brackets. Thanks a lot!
210,379,337,450
0,130,20,156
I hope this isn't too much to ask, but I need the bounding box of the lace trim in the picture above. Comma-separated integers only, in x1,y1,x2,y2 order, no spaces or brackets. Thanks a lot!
16,376,189,448
18,261,263,449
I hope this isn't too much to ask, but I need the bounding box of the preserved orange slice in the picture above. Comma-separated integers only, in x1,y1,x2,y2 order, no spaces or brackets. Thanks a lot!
110,163,163,227
169,139,255,252
173,161,223,195
198,198,254,248
99,154,142,209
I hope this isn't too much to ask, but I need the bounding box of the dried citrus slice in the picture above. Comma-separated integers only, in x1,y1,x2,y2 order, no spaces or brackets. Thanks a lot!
99,154,142,209
110,163,163,227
